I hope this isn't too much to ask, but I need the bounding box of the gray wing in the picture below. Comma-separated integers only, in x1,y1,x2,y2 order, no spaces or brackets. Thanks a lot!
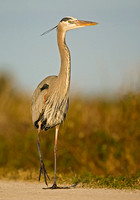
31,75,57,128
31,75,69,130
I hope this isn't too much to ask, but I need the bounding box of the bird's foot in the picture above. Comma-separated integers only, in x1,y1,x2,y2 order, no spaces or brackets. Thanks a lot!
50,183,59,189
43,182,78,189
39,160,50,185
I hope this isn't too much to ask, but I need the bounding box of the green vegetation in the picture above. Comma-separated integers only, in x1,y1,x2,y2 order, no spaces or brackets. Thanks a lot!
0,75,140,189
0,169,139,189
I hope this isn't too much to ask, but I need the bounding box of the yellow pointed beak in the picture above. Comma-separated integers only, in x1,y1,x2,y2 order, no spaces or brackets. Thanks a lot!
75,20,98,27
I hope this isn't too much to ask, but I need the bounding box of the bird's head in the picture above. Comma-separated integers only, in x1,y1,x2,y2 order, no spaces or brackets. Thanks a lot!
57,16,98,32
41,16,98,36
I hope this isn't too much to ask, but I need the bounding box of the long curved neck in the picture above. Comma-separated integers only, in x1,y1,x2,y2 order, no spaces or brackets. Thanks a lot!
57,28,71,94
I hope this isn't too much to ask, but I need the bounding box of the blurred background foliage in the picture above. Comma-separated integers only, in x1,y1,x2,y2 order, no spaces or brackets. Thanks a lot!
0,74,140,178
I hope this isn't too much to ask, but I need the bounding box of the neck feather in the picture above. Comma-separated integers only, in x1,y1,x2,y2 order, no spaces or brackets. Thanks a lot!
57,29,71,94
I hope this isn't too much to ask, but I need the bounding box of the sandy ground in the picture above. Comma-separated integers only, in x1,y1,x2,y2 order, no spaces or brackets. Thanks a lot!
0,180,140,200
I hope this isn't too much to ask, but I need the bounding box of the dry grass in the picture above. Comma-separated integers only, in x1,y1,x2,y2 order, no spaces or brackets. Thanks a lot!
0,75,140,185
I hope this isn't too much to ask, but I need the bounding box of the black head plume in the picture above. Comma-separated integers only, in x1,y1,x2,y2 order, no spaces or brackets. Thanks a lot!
41,25,57,36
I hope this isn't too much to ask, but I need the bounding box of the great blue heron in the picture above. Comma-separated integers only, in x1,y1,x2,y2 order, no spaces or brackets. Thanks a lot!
31,16,98,189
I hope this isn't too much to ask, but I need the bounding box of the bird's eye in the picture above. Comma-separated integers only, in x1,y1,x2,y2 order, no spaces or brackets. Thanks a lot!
68,20,73,24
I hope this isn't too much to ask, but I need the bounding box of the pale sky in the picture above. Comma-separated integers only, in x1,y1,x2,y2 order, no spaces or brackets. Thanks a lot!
0,0,140,96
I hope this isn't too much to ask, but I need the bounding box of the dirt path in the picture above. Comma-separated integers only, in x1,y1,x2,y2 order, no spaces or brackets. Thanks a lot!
0,180,140,200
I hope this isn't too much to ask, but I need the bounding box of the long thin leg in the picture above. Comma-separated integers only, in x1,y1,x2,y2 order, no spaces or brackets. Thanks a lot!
37,121,50,185
52,125,59,188
37,122,42,162
43,125,78,189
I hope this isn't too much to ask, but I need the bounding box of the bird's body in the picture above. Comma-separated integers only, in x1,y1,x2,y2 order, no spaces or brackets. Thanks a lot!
31,16,98,189
32,75,69,130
